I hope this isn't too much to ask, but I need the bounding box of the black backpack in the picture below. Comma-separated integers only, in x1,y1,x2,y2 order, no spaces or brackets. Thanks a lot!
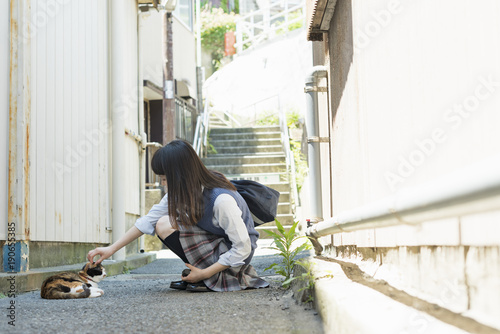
230,180,280,226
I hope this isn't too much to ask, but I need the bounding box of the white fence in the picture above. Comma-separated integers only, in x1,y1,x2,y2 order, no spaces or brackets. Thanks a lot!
235,0,305,53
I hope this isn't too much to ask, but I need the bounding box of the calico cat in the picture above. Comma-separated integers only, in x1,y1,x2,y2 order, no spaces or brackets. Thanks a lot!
40,262,106,299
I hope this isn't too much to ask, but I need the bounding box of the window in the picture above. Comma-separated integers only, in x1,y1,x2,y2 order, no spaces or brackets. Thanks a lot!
173,0,193,31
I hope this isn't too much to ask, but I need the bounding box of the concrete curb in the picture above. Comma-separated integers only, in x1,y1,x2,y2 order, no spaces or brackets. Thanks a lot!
0,252,156,295
291,258,469,334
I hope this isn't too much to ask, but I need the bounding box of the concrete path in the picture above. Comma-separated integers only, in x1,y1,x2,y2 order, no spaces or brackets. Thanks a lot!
0,240,323,334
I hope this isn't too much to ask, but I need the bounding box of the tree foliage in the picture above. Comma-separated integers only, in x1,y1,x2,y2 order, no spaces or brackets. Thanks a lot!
201,6,237,71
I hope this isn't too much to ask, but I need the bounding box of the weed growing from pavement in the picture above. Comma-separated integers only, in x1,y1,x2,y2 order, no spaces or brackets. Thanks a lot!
263,220,311,288
284,260,316,303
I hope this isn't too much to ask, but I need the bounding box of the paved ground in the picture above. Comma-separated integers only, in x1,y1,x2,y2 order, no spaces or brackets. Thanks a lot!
0,240,323,334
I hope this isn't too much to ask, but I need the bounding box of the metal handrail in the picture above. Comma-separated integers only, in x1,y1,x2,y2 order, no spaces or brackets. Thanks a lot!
193,102,210,156
211,109,242,127
222,110,241,127
235,0,306,52
279,109,298,215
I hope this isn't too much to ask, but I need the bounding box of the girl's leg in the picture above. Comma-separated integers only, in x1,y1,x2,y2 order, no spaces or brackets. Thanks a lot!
156,216,189,263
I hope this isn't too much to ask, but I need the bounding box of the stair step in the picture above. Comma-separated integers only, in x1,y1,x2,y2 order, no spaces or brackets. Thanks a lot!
277,202,292,214
209,132,282,140
262,182,291,192
207,151,285,157
256,220,296,237
273,214,295,225
225,173,288,184
211,138,282,147
206,125,295,224
203,154,285,165
277,192,290,202
212,145,283,154
206,163,287,174
210,126,280,134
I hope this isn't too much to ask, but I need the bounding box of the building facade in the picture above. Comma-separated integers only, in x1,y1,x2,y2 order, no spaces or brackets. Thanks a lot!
2,0,198,273
305,0,500,331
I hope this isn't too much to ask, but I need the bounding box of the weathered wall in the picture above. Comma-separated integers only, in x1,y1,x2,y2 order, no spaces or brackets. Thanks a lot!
27,0,110,244
4,0,142,245
140,10,197,98
0,0,9,241
327,0,500,212
318,0,500,329
122,0,141,220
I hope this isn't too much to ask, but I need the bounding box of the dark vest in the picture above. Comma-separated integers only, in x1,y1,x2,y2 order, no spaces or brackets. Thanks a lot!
197,187,259,264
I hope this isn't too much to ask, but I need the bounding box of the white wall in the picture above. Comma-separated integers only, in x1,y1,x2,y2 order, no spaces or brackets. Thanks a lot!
172,17,197,94
329,0,500,213
28,0,110,243
0,1,9,240
123,0,141,218
141,11,162,87
141,11,197,97
323,0,500,327
205,29,312,125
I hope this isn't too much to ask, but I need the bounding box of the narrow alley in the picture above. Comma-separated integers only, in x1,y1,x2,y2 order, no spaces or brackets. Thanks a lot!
0,243,322,333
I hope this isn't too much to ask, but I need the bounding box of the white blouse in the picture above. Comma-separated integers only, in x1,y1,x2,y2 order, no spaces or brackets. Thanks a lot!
135,193,251,267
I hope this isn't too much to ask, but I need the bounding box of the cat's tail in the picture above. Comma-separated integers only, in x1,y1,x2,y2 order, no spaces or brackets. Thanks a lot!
41,282,91,299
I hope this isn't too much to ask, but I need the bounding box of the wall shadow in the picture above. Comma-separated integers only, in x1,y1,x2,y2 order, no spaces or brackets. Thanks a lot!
329,0,354,120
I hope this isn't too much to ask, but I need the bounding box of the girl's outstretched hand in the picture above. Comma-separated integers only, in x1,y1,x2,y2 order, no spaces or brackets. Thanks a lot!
87,246,114,265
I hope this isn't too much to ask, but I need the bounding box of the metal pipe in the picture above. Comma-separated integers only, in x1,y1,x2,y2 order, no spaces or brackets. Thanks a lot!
195,0,203,114
306,155,500,239
162,11,175,144
304,66,328,222
137,10,146,253
110,0,128,261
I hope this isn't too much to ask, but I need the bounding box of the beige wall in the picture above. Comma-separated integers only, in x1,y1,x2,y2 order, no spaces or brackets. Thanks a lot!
4,0,143,244
140,10,197,98
0,0,9,240
326,0,500,214
27,0,111,243
318,0,500,328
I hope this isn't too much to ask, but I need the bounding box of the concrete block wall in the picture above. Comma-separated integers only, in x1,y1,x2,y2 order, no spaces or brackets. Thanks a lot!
322,208,500,330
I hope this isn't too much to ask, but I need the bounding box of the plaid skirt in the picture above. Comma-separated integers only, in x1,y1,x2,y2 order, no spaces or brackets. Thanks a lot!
178,225,269,292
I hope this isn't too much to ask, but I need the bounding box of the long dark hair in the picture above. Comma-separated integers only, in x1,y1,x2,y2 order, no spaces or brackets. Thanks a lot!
150,139,236,228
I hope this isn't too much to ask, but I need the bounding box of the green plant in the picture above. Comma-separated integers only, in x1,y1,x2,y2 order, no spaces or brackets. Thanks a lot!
201,6,238,71
275,9,304,35
286,109,301,128
255,110,279,126
255,109,308,194
207,143,217,154
264,220,311,287
283,260,316,302
287,9,304,31
290,139,307,194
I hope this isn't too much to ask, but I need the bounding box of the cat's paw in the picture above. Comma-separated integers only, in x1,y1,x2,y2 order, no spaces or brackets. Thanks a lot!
89,287,104,298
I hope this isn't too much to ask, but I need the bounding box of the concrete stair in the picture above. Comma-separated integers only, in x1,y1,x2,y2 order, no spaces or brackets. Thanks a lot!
203,125,295,237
